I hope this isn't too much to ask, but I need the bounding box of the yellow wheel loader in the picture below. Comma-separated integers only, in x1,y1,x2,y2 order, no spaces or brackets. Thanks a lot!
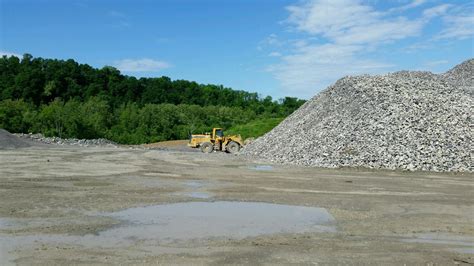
187,128,244,153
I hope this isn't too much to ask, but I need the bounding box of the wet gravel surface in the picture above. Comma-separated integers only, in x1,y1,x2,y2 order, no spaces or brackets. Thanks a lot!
0,146,472,265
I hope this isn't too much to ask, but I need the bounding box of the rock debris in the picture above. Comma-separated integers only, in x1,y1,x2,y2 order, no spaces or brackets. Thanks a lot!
15,133,118,147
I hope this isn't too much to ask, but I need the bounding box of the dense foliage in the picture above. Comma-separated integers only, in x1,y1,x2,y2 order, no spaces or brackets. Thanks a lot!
0,54,305,143
226,117,285,140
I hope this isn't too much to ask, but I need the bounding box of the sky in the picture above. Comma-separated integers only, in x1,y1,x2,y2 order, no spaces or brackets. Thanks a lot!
0,0,473,99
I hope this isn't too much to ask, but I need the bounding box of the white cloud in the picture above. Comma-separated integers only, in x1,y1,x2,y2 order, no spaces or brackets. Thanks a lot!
266,0,433,97
437,14,474,40
265,34,280,45
332,17,423,45
268,52,282,57
262,0,472,98
286,0,375,37
390,0,427,12
403,42,433,53
107,10,131,28
258,33,284,51
0,51,21,58
422,4,452,19
425,2,473,40
268,43,393,97
286,0,423,45
423,60,449,67
114,58,170,72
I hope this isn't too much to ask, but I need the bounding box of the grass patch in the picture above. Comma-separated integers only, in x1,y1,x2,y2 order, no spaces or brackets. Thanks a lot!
226,117,284,140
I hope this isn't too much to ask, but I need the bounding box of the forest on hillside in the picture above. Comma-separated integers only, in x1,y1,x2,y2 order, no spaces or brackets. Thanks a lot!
0,54,305,144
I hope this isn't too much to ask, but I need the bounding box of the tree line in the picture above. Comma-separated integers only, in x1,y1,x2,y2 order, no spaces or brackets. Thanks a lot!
0,54,305,144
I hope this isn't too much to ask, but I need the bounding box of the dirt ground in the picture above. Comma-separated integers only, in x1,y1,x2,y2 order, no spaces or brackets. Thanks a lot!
0,143,473,265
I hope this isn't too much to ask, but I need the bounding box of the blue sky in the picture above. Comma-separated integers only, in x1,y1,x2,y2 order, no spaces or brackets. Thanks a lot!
1,0,473,99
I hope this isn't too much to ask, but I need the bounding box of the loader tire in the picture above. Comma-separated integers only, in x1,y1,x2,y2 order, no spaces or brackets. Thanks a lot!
200,142,213,153
226,141,240,154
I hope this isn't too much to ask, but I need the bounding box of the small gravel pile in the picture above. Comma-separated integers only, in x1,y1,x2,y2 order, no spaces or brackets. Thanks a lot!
0,129,32,149
242,59,473,172
15,133,118,147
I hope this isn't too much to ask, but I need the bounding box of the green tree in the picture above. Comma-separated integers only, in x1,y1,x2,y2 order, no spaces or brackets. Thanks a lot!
77,97,111,139
37,99,67,137
0,99,35,133
0,54,306,143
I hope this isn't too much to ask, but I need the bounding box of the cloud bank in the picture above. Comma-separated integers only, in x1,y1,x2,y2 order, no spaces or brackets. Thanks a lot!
266,0,473,98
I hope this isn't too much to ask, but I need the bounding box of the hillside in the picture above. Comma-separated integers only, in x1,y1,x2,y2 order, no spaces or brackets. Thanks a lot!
0,54,305,143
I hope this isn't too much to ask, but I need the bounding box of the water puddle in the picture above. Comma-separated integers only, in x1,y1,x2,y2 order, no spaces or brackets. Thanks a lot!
184,180,204,188
0,202,335,265
401,233,474,254
0,217,51,230
102,201,335,240
0,218,15,229
249,165,274,171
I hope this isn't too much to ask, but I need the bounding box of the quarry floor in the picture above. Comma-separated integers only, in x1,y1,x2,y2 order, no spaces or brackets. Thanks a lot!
0,144,473,265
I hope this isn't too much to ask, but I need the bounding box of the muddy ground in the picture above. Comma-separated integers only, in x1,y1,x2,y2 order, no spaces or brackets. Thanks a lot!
0,144,473,265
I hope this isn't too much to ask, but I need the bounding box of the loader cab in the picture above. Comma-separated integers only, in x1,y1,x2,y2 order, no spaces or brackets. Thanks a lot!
213,128,224,139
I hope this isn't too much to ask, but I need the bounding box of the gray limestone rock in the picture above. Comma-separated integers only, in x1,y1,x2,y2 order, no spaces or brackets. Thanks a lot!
241,59,473,172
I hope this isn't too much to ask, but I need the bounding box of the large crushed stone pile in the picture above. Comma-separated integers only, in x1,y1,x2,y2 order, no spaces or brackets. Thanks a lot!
0,129,32,149
441,59,473,96
242,59,473,172
15,133,118,147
